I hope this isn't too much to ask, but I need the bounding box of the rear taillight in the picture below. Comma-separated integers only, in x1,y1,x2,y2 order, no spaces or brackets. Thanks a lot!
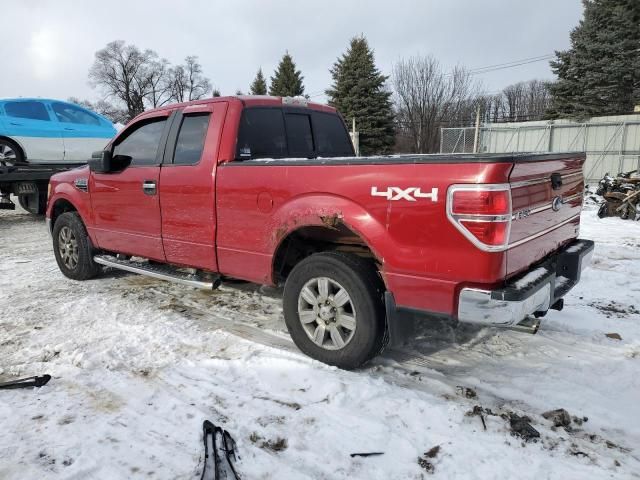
447,184,512,252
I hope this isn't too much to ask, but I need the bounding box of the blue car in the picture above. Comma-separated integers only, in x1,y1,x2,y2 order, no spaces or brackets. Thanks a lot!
0,98,116,165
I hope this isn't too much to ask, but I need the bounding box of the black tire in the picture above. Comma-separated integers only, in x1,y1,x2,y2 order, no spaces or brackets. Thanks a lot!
52,212,100,280
0,138,24,166
283,252,386,370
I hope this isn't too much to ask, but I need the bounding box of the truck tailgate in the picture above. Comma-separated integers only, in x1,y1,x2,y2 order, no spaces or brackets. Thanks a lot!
507,154,585,277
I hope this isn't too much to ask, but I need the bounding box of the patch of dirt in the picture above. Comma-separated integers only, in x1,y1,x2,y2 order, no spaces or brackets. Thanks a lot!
542,408,572,428
256,415,286,427
417,445,440,474
588,300,640,318
87,389,124,413
255,396,301,410
57,414,75,426
605,333,622,341
456,386,477,399
508,413,540,442
249,432,288,453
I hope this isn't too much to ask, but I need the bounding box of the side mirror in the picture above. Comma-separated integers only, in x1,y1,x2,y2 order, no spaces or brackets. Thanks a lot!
89,150,112,173
88,150,132,173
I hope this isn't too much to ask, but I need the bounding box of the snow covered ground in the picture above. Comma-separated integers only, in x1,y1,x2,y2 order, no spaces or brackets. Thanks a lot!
1,201,639,479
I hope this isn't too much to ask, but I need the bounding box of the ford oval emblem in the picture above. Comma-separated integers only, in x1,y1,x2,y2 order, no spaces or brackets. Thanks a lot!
552,196,564,211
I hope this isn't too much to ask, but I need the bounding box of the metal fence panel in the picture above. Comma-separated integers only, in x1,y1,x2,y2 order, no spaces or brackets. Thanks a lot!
441,114,640,181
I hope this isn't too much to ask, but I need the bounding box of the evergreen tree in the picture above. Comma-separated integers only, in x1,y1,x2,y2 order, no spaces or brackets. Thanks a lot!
250,68,268,95
548,0,640,118
326,36,395,155
212,88,221,97
269,52,304,97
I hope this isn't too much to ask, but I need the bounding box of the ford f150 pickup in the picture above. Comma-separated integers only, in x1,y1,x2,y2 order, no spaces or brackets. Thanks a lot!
46,96,594,369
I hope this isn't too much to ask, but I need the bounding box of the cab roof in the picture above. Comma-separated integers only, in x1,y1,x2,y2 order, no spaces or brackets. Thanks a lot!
143,95,336,116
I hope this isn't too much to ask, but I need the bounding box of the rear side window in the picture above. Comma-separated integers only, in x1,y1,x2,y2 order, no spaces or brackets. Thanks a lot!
236,109,286,159
285,113,314,157
173,114,210,165
113,118,167,166
312,112,354,156
4,101,50,121
235,107,354,160
52,102,101,126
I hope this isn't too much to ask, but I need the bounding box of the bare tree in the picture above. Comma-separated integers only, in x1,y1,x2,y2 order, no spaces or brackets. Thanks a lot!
482,80,552,123
392,55,483,153
67,97,128,125
169,56,212,103
89,42,212,121
146,57,173,108
89,41,161,120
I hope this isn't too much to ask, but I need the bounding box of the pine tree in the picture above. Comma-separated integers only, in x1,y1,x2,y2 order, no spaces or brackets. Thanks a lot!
548,0,640,118
250,68,268,95
269,52,304,97
326,36,395,155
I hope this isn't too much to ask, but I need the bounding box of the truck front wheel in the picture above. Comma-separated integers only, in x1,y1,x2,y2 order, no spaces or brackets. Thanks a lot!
52,212,100,281
283,252,386,370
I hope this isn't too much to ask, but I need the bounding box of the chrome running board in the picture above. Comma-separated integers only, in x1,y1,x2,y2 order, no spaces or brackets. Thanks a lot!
94,255,220,290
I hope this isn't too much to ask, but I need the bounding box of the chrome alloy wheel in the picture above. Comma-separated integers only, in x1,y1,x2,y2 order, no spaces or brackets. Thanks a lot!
297,277,357,350
0,143,17,166
58,226,79,270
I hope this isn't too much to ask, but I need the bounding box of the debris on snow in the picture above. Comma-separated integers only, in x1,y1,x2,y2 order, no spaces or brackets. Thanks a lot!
249,432,288,453
456,386,477,399
542,408,572,428
417,445,441,474
508,413,540,442
605,333,622,340
465,405,489,430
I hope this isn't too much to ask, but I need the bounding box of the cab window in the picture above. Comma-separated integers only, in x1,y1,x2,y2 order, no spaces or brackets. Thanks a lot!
52,102,101,126
312,112,354,156
173,114,210,165
235,107,354,160
236,109,287,159
113,118,167,166
285,113,314,157
4,101,50,121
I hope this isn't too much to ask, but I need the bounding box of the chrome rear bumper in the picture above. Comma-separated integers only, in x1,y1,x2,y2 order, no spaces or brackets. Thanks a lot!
457,239,594,327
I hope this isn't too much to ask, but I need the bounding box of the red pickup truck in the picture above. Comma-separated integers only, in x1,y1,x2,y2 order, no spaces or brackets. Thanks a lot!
46,96,593,369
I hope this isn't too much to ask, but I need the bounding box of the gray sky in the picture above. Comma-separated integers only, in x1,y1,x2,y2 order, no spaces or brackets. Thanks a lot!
2,0,583,104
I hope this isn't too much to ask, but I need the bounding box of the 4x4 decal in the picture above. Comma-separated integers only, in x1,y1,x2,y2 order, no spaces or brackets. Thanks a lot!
370,186,438,202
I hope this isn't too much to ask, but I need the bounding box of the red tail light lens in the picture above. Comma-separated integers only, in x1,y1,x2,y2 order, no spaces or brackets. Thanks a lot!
459,220,509,246
447,185,512,252
451,190,510,215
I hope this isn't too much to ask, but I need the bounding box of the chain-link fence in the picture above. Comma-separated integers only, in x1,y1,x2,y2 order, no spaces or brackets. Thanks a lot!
440,127,476,154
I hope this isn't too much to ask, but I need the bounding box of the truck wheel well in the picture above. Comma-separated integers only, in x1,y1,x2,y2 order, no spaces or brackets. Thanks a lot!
51,199,77,227
273,224,377,284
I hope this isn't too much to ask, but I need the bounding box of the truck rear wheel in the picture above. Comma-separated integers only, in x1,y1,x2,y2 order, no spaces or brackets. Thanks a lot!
52,212,100,281
283,252,385,370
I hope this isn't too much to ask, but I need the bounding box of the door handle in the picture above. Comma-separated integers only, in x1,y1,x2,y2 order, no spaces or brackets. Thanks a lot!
9,122,23,126
142,180,157,195
64,127,76,131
